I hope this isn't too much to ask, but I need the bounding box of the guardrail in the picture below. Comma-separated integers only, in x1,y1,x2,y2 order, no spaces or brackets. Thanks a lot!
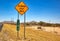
0,23,3,32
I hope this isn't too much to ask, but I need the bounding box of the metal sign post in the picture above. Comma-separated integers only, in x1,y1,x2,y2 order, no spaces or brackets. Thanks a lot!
24,13,26,39
16,13,20,39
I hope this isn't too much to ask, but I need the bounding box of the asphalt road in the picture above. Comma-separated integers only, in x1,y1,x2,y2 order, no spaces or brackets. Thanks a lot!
0,23,3,32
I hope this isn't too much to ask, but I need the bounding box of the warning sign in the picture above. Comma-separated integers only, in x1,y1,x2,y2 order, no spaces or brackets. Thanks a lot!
15,2,28,15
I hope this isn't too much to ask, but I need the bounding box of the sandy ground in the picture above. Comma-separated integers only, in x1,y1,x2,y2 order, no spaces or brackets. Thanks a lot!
26,26,60,35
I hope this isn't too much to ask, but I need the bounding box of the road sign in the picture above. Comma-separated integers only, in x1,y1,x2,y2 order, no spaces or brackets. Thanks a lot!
15,2,28,15
16,19,20,31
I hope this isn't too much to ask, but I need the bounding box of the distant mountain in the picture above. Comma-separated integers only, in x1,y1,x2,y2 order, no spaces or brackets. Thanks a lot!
26,21,60,27
3,21,16,25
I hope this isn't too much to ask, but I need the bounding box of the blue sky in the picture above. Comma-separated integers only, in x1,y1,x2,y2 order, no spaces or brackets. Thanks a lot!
0,0,60,23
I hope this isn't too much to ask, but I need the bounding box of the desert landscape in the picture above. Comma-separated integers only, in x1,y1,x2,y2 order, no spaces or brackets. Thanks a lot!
0,0,60,41
0,21,60,41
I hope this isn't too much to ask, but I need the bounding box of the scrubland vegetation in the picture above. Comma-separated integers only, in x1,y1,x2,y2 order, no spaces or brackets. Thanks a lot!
0,23,60,41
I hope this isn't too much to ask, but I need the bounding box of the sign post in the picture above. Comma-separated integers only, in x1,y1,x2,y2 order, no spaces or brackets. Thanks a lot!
24,13,26,39
15,1,28,40
16,13,20,39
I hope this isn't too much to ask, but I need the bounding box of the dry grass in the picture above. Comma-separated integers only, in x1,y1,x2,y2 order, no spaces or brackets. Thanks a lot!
0,23,60,41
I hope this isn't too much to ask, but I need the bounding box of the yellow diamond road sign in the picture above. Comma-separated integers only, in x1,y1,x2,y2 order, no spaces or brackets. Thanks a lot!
15,2,28,15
